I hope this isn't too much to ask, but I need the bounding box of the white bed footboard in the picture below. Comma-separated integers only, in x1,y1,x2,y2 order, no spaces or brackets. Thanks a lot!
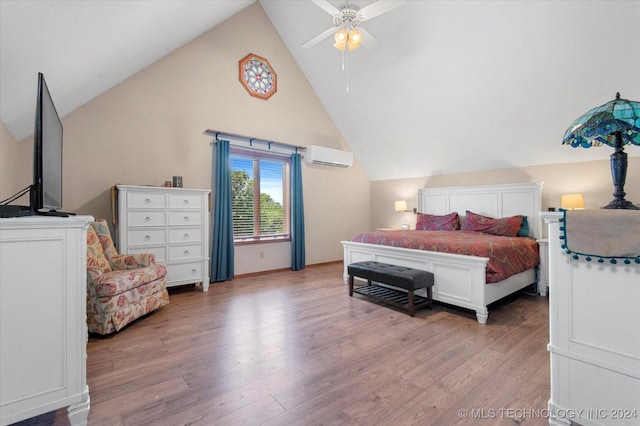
342,241,535,323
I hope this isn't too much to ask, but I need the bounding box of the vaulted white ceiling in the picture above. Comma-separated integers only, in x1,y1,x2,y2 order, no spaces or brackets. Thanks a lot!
2,0,639,181
0,0,253,141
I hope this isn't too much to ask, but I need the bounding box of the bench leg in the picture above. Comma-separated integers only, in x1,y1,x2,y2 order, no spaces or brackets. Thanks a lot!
427,287,432,309
408,290,415,317
349,275,354,296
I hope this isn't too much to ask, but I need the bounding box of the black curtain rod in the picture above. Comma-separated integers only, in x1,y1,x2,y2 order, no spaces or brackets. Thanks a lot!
204,129,305,153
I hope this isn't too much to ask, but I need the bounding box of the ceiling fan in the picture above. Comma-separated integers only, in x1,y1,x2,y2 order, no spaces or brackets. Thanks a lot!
302,0,406,52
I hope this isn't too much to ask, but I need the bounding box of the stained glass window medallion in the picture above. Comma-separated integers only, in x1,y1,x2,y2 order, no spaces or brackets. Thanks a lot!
238,53,277,100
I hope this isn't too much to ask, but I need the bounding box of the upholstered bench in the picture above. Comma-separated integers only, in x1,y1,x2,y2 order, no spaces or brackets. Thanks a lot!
347,261,434,317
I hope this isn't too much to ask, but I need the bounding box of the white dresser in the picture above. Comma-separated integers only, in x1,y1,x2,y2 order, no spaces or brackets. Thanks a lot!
542,212,640,426
116,185,211,291
0,215,93,426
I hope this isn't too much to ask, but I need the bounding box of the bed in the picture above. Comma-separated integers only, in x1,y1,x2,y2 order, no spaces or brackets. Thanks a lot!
342,182,543,324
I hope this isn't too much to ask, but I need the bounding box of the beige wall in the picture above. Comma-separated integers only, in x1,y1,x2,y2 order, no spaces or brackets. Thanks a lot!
0,122,23,202
371,156,640,236
1,4,371,275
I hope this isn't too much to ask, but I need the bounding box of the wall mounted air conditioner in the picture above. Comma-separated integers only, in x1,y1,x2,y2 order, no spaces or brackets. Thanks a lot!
304,145,353,168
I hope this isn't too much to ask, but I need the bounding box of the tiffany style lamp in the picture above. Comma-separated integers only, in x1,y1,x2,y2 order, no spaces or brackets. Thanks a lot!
563,93,640,209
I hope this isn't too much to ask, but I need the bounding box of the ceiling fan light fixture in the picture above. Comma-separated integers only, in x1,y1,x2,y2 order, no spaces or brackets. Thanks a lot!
333,27,362,51
347,28,361,51
334,28,348,51
303,0,406,51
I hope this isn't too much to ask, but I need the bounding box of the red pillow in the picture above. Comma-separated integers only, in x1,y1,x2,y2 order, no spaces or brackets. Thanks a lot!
461,211,523,237
416,212,459,231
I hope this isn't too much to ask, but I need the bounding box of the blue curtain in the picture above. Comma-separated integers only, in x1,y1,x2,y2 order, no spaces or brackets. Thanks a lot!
211,139,234,281
290,153,305,270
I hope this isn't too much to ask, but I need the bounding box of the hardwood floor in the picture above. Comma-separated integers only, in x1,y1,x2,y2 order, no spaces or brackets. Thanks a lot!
30,262,550,425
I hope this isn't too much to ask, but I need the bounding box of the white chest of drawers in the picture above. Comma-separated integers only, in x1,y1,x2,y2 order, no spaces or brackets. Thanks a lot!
116,185,211,291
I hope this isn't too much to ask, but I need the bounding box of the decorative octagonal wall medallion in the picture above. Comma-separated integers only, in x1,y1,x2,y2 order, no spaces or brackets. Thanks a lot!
239,53,277,100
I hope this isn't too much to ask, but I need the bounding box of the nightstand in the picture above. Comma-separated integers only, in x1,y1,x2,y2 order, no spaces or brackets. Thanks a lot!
537,238,549,296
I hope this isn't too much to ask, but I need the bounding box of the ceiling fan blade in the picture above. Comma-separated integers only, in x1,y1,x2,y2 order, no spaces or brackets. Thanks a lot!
311,0,341,16
358,27,382,52
302,26,338,48
359,0,406,21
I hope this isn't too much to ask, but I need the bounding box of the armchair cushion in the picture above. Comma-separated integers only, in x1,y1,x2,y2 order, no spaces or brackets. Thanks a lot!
93,264,167,297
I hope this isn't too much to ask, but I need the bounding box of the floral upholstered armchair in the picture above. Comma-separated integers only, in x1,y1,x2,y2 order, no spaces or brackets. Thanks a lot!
86,219,169,335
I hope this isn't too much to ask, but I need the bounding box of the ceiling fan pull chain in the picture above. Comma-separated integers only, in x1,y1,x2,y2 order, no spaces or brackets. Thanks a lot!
346,46,350,92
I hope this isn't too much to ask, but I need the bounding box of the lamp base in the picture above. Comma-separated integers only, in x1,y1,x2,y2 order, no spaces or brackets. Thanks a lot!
603,137,638,210
602,199,640,210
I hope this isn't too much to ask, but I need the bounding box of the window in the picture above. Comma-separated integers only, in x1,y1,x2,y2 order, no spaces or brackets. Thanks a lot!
230,148,290,243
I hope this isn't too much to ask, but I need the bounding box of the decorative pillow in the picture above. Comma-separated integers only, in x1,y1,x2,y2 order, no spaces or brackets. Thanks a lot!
91,219,118,260
460,210,523,237
416,212,459,231
86,225,112,273
518,216,530,237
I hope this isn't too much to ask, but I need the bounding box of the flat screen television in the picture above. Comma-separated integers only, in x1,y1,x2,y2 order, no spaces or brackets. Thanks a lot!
0,72,71,217
34,72,64,213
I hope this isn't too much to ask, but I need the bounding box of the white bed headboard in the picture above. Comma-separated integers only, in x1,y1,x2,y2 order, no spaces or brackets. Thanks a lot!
418,182,543,239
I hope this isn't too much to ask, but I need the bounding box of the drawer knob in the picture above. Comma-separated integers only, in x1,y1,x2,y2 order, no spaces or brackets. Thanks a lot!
191,269,197,274
183,199,189,205
145,235,151,241
183,233,189,239
144,198,151,204
144,216,151,222
183,216,189,222
183,250,190,256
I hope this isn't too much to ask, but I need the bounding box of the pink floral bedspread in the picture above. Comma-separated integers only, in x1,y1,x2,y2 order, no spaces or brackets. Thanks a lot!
350,230,539,283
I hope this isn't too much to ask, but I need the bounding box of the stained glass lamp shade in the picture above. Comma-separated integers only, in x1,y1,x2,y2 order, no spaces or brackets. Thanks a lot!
563,93,640,209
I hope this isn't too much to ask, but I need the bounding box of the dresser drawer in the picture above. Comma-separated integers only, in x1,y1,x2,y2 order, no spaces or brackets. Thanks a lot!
169,228,203,244
169,244,203,261
127,246,167,263
127,192,166,209
169,211,202,226
127,228,166,246
169,194,203,210
167,262,203,284
127,211,167,227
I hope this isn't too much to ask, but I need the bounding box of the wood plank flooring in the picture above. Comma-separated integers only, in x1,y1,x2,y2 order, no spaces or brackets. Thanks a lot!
24,262,550,425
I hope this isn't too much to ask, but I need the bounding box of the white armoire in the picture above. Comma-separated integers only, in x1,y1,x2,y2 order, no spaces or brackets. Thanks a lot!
542,212,640,426
0,215,93,426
